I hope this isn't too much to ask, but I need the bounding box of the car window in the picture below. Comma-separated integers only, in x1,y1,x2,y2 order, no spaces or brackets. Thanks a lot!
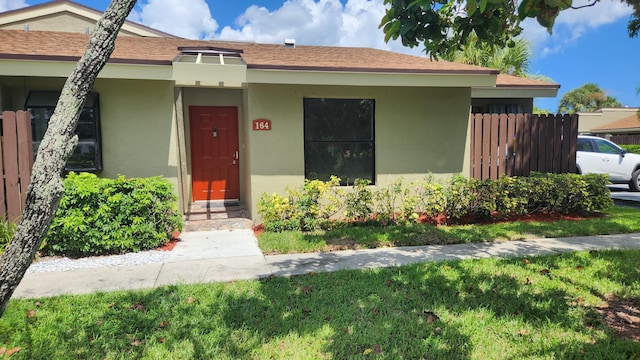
594,139,622,154
577,138,595,152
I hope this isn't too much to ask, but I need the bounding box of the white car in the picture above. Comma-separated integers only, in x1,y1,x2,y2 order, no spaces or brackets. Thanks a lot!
576,135,640,191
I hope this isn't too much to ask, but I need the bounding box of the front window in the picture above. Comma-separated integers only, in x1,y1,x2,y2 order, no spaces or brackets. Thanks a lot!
26,91,102,171
303,98,375,185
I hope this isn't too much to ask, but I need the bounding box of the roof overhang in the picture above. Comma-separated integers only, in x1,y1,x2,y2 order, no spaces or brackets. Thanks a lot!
0,59,172,80
591,127,640,134
246,68,497,88
472,86,559,98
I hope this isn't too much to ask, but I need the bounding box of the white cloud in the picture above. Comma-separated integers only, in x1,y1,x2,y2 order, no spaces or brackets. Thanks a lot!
0,0,27,12
217,0,424,56
131,0,218,39
520,0,633,56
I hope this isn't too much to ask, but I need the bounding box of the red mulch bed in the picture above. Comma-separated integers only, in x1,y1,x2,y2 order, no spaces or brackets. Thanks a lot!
252,211,603,236
157,231,181,251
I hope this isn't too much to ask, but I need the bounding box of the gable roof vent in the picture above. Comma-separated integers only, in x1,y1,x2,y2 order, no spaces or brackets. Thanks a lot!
284,38,295,48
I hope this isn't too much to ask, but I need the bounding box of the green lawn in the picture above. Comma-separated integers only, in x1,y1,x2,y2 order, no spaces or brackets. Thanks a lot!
258,206,640,254
1,249,638,359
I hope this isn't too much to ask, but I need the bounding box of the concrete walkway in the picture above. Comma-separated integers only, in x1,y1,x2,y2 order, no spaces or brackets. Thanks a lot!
14,230,640,299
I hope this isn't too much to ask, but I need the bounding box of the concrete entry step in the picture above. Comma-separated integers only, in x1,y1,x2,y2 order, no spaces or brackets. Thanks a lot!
184,201,253,231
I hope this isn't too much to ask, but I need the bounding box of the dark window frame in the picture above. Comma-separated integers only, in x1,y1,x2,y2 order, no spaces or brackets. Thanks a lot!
25,91,103,172
303,98,375,186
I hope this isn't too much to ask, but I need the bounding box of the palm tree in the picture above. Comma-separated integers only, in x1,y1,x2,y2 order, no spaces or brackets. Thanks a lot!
636,84,640,118
441,36,532,77
558,83,622,114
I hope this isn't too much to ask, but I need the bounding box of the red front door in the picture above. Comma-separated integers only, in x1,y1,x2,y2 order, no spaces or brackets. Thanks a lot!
189,106,240,201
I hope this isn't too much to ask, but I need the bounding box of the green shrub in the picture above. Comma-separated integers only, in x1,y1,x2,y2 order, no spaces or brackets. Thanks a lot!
443,175,475,221
620,144,640,154
257,176,342,232
0,217,15,254
41,172,183,257
413,176,446,218
258,173,612,232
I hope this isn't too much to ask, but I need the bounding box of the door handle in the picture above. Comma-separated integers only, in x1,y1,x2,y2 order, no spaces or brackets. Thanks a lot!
234,151,239,159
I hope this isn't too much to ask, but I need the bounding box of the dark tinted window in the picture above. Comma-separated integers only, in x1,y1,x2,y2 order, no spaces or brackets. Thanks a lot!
26,91,102,171
304,98,374,185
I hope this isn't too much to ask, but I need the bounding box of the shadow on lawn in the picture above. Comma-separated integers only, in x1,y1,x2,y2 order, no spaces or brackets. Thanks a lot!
3,251,638,359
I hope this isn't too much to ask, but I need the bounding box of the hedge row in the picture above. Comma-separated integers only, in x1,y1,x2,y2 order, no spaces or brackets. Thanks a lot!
257,173,613,232
41,172,183,257
620,144,640,155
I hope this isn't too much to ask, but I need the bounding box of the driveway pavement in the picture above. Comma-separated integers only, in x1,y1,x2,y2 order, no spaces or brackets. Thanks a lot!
609,184,640,205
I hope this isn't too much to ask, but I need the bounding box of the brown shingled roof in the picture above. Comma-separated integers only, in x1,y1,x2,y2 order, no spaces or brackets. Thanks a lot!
592,114,640,131
0,29,500,74
495,74,559,88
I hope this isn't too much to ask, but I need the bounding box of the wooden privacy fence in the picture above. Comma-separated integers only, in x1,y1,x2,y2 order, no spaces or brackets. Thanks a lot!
0,111,33,221
610,134,640,145
470,113,578,180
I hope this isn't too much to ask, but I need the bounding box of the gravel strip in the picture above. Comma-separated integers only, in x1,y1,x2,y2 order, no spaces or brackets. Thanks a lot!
27,250,171,273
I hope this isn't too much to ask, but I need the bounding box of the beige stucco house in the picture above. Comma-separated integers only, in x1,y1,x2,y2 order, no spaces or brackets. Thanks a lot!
577,107,640,134
0,0,173,37
0,1,559,221
589,111,640,144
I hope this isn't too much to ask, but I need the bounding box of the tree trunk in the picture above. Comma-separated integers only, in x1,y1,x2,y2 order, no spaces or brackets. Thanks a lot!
0,0,137,316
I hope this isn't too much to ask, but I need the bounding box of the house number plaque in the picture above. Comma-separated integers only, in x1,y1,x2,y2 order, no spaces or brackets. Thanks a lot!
252,119,271,131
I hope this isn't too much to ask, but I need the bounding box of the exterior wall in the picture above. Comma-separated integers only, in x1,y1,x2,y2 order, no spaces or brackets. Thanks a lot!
245,83,472,220
578,108,640,133
0,76,180,197
93,79,177,181
1,13,139,36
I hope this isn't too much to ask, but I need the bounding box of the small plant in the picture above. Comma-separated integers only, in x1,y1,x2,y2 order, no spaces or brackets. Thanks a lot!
0,217,16,255
344,179,373,221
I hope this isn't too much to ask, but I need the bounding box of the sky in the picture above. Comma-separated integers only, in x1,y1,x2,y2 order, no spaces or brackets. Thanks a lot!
1,0,639,111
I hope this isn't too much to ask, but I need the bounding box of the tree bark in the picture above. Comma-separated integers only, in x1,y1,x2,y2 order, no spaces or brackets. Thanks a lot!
0,0,137,316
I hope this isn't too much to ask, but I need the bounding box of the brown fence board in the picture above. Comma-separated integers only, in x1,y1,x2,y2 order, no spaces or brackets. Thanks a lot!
16,111,33,206
489,114,499,179
1,110,33,221
471,114,482,179
506,114,516,176
0,114,5,217
530,114,540,172
482,114,491,178
470,113,579,180
545,115,556,172
498,114,508,178
537,115,549,173
3,111,21,220
568,114,578,172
